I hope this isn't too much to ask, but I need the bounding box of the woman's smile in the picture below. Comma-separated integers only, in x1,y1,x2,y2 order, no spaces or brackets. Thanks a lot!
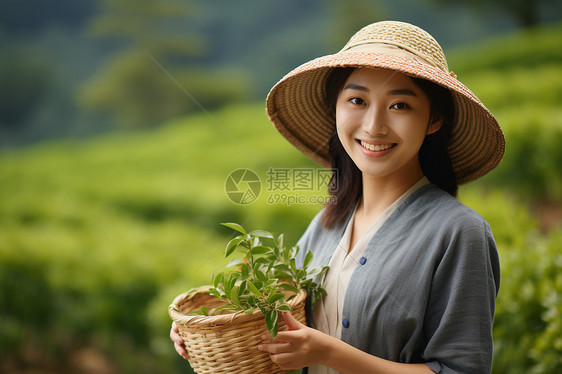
357,139,396,155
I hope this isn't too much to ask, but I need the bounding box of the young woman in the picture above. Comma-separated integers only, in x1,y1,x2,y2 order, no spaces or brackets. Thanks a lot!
171,21,504,374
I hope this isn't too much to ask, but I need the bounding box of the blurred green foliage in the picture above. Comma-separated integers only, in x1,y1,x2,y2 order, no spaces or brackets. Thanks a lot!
448,23,562,73
0,104,319,372
0,42,53,129
461,189,562,373
79,50,251,128
428,0,562,27
3,0,560,146
1,21,561,374
79,0,251,129
448,23,562,202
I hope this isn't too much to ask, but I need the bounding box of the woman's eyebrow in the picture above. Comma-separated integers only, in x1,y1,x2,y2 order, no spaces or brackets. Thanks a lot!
342,84,418,97
343,83,369,92
388,88,418,97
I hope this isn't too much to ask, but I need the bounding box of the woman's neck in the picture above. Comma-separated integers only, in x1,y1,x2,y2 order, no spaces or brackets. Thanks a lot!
358,169,424,222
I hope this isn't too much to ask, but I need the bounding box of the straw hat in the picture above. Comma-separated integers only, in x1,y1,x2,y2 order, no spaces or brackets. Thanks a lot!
265,21,504,184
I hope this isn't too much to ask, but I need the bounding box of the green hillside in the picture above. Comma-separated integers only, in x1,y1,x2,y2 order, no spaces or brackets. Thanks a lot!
449,22,562,202
0,104,325,373
448,23,562,73
1,23,562,373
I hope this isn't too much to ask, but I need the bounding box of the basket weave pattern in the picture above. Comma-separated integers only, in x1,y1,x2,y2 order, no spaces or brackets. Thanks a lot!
169,289,307,374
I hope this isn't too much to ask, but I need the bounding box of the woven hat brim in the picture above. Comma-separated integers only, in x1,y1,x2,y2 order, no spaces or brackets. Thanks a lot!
266,51,505,184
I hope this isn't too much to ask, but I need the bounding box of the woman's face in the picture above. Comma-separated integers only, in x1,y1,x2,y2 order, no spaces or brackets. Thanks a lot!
336,68,440,182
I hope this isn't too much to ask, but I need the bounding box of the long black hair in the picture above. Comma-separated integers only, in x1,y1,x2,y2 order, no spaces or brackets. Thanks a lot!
322,68,457,228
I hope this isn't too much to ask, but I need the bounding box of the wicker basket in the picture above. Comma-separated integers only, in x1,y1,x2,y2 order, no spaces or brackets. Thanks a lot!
169,287,307,374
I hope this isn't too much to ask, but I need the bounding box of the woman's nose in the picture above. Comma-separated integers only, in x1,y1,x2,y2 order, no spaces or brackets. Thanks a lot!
363,106,388,135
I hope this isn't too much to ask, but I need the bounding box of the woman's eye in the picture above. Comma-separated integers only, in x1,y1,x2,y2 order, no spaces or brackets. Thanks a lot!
391,102,409,110
350,97,365,105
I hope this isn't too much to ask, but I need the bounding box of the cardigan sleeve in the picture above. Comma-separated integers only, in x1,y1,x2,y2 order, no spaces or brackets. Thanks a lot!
423,215,500,374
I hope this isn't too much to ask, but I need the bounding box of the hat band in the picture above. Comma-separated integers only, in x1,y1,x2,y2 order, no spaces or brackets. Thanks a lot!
340,41,448,73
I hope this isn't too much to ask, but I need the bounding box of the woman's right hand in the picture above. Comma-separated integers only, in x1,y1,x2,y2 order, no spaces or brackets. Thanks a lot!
170,322,189,360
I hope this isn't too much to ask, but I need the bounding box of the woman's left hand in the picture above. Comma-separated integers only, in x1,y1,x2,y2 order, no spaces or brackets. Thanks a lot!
258,311,331,370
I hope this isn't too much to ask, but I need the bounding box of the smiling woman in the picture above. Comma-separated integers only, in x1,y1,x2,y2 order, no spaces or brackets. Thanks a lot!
335,69,436,193
323,67,457,228
171,20,506,374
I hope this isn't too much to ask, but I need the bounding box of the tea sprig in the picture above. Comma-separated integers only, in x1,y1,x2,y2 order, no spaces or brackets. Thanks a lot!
188,223,328,338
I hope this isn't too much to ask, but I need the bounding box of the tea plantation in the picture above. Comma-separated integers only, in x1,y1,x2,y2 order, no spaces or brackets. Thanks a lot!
1,23,561,373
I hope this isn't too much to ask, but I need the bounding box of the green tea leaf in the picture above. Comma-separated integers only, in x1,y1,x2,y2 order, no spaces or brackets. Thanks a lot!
290,246,298,259
276,304,291,312
310,292,320,309
226,258,244,268
277,283,299,294
254,257,270,266
266,261,275,274
255,269,267,282
224,275,233,299
265,309,278,338
307,266,321,276
189,306,209,316
230,286,240,306
241,263,249,279
238,280,247,295
267,292,285,304
264,279,278,287
289,258,297,273
303,250,313,268
249,230,274,239
274,264,291,272
247,281,262,297
213,272,224,289
253,279,263,290
225,237,244,257
250,246,271,255
221,222,246,235
208,288,222,300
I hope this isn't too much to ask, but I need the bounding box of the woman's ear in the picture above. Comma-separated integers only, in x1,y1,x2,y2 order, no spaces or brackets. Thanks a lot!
426,116,443,135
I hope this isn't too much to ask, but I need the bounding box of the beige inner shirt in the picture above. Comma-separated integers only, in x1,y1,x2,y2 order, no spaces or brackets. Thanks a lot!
308,177,429,374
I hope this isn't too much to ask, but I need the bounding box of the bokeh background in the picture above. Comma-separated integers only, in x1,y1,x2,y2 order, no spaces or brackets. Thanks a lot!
1,0,561,373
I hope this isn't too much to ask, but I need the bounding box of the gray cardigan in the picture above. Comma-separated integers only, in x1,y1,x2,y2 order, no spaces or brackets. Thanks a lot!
296,184,500,373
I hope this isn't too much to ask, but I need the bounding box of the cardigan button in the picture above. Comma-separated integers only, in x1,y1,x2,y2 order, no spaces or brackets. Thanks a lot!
342,319,350,328
359,256,367,265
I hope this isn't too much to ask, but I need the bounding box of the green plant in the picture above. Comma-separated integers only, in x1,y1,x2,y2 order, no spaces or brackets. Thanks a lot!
188,223,328,338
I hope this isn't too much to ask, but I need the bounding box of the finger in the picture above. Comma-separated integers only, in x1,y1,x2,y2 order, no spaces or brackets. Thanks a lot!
281,311,304,330
261,332,275,343
258,342,292,354
268,352,300,370
174,342,190,360
272,330,301,344
170,325,185,345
